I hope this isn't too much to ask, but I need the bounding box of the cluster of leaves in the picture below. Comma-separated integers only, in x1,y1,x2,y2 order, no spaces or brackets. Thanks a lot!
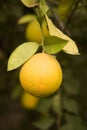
7,0,79,71
60,65,87,130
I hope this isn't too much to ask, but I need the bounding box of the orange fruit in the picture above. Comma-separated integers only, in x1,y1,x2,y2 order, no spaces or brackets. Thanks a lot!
19,53,62,97
21,91,39,109
25,20,49,43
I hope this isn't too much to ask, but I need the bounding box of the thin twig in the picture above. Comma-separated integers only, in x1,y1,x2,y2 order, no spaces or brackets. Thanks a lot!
65,0,82,28
46,0,59,7
52,10,71,36
47,1,71,36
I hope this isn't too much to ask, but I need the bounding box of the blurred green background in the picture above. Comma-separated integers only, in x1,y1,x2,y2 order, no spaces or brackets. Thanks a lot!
0,0,87,130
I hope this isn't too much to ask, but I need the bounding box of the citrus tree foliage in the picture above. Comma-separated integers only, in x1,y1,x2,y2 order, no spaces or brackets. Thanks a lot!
7,0,79,71
0,0,87,130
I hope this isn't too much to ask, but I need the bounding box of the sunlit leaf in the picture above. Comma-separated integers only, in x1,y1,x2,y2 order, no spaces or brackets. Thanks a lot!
21,0,38,7
44,36,68,54
45,15,80,55
39,0,49,16
7,42,39,71
18,14,36,24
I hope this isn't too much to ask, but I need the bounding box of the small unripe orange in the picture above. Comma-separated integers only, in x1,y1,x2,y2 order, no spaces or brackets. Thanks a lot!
25,20,49,43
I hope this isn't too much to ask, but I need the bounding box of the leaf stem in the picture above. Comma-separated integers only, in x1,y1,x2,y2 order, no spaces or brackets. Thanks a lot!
35,0,45,52
40,23,45,53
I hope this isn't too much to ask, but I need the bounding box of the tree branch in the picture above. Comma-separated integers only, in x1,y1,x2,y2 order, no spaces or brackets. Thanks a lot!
46,2,71,36
65,0,82,28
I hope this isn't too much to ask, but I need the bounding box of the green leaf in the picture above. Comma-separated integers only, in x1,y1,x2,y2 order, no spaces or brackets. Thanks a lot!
63,98,79,114
39,0,49,16
65,114,82,124
45,15,80,55
33,116,55,130
60,123,87,130
7,42,39,71
18,14,36,24
21,0,38,7
63,78,80,95
44,36,68,54
76,124,87,130
63,68,80,95
52,93,62,115
35,97,52,113
60,115,87,130
11,85,22,99
57,0,75,21
60,123,75,130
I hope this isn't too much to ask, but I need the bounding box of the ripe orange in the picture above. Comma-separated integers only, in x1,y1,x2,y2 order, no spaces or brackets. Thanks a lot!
19,53,62,97
21,91,39,109
25,20,49,43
